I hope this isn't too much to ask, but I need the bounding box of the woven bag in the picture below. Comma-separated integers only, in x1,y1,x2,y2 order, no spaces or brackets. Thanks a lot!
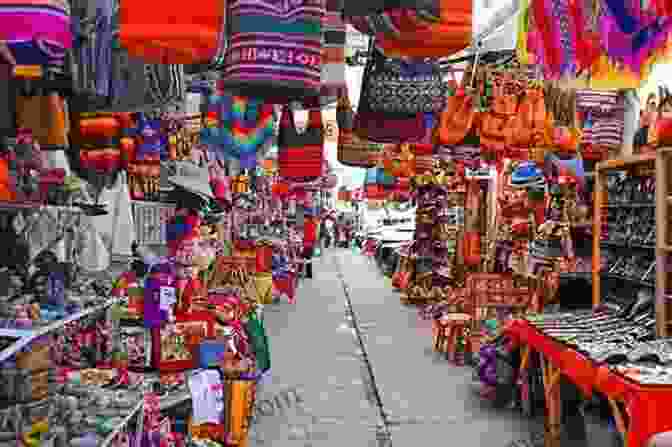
277,108,324,178
336,93,383,167
220,0,324,101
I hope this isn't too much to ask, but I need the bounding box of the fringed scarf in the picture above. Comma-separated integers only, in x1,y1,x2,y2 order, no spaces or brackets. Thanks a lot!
600,0,672,73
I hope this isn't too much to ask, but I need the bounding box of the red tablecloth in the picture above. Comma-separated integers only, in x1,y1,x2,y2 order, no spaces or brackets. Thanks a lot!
505,319,672,447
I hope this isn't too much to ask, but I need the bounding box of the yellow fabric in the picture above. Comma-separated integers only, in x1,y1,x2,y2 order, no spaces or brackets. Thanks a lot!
226,380,255,445
517,0,530,65
254,273,273,304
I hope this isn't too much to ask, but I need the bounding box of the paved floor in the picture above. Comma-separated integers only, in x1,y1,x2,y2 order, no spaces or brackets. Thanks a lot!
249,249,615,447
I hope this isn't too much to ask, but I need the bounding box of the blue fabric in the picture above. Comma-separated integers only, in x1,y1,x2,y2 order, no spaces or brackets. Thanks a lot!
511,162,543,184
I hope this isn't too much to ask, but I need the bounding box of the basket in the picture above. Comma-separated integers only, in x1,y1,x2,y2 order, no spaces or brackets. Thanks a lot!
132,201,176,246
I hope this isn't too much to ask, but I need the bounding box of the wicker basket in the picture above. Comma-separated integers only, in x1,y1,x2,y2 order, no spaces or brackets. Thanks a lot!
133,201,176,246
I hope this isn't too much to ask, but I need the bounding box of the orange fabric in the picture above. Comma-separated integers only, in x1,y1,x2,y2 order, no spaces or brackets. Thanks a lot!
436,91,476,145
324,48,345,62
15,94,69,147
656,118,672,146
506,319,672,447
375,0,472,57
120,0,225,64
0,158,13,201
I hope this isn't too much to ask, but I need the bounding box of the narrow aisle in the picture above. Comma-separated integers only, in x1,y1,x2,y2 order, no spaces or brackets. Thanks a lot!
333,250,534,447
249,252,381,447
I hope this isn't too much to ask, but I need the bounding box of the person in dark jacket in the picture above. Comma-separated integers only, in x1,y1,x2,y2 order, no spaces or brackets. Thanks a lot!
303,245,313,279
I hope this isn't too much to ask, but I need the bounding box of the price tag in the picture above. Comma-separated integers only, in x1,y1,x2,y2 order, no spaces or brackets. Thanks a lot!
324,120,338,142
160,287,176,309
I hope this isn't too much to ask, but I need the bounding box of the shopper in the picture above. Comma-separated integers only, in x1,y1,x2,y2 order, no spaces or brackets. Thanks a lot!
302,245,314,279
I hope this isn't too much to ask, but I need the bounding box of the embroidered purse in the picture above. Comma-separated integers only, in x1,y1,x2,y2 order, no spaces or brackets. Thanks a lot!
364,45,447,114
220,0,324,101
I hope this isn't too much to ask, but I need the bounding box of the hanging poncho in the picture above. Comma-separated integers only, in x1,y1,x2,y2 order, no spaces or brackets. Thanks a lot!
201,94,276,170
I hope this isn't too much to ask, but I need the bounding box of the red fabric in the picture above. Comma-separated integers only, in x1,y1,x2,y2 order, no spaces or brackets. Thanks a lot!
272,182,290,196
366,184,387,199
273,276,295,302
278,145,323,178
304,218,317,244
506,320,672,447
255,245,272,273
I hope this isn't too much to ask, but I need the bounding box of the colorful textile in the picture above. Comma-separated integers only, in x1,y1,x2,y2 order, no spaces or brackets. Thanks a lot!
0,0,72,65
526,0,672,85
202,93,275,167
221,0,324,100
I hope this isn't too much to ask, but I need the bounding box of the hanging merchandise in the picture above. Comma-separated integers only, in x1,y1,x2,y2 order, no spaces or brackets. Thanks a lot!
105,48,186,111
355,41,425,143
383,143,416,178
277,108,324,179
336,91,384,167
220,0,325,101
343,0,439,17
345,0,472,57
200,93,276,170
305,0,348,107
364,46,448,114
119,0,226,65
0,0,73,66
435,74,476,146
15,93,70,150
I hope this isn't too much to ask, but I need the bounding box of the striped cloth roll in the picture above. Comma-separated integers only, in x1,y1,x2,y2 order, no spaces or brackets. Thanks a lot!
320,0,346,104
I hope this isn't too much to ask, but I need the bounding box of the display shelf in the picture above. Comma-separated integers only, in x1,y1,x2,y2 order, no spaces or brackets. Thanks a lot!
603,273,655,289
0,298,117,362
600,240,655,251
0,202,84,213
593,154,656,312
601,203,655,209
657,148,672,336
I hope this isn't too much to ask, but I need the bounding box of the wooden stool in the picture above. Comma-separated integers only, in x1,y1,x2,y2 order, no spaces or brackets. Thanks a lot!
437,313,472,362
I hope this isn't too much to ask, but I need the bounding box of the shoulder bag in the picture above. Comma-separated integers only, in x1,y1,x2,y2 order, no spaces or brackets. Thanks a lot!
336,92,384,167
354,41,425,143
277,108,324,179
364,46,447,114
220,0,324,101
